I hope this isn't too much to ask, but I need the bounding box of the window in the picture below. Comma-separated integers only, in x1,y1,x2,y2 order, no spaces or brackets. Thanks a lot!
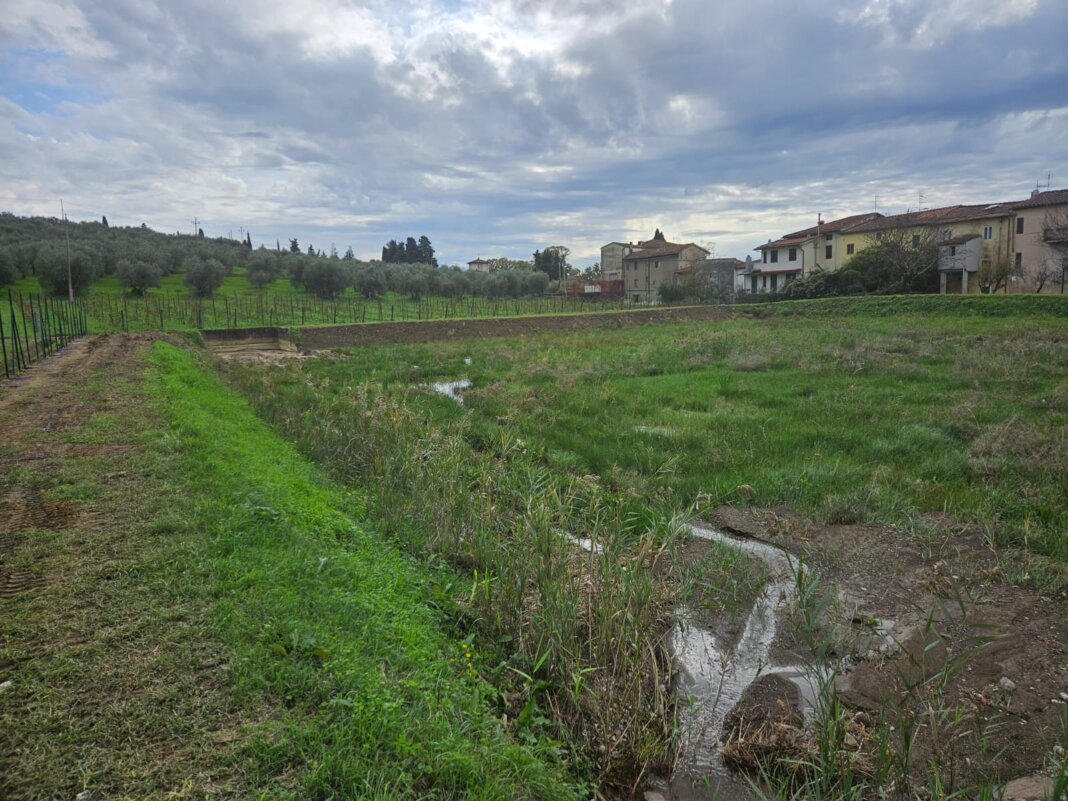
825,244,832,259
983,225,993,240
824,233,832,241
770,274,778,291
655,261,660,269
950,246,957,257
789,247,797,261
770,250,779,263
1017,217,1024,234
762,251,767,263
846,243,855,255
912,234,921,247
1015,252,1022,270
941,229,952,242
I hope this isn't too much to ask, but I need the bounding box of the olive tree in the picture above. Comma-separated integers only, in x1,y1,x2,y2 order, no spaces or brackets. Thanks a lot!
116,259,162,296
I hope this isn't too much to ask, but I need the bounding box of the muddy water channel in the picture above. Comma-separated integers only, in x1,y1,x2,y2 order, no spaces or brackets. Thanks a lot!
666,525,824,801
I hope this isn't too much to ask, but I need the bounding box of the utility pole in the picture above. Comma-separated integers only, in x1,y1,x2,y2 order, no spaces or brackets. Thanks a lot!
192,216,200,237
61,200,73,301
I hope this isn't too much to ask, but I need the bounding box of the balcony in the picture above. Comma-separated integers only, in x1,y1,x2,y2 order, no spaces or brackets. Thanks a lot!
1044,226,1068,244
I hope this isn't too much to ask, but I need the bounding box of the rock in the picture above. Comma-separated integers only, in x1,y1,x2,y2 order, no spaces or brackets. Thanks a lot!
0,680,12,694
1060,691,1068,702
1002,774,1053,801
998,676,1017,693
643,792,667,801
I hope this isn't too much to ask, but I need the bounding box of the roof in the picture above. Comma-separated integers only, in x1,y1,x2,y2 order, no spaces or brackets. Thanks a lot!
781,212,884,239
940,234,982,246
467,258,491,265
848,203,1017,233
756,236,807,251
1012,189,1068,210
622,242,709,261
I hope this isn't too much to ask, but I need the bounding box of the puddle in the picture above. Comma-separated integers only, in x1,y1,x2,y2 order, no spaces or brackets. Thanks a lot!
428,378,471,405
670,524,824,799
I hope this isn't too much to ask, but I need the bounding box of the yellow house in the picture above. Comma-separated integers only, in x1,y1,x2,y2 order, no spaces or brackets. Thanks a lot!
749,213,881,293
841,203,1016,293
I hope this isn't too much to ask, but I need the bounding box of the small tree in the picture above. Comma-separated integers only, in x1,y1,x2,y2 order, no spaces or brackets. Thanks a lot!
977,255,1017,294
184,256,226,297
116,259,162,296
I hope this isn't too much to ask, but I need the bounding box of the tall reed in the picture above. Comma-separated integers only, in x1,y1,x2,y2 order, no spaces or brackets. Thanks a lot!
227,364,683,789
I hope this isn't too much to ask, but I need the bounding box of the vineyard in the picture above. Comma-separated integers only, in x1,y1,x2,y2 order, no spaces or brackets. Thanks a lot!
78,289,632,332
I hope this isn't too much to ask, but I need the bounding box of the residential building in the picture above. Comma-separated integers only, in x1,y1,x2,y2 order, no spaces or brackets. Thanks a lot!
676,257,745,301
599,243,629,281
603,230,710,303
842,203,1016,293
467,258,492,273
749,213,881,293
1011,189,1068,293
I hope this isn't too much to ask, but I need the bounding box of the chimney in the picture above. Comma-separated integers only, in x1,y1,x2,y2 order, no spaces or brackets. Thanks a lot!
1031,189,1041,199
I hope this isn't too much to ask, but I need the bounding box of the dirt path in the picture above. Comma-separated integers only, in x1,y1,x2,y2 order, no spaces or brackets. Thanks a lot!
0,335,260,800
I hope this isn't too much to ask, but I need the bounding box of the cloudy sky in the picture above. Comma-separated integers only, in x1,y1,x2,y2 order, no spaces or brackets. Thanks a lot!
2,0,1066,266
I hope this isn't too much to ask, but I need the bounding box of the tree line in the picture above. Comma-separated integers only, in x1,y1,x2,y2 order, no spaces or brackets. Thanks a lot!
0,214,550,301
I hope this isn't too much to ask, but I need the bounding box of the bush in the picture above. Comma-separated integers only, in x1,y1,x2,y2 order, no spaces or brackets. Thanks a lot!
116,259,162,296
184,256,227,297
658,283,690,304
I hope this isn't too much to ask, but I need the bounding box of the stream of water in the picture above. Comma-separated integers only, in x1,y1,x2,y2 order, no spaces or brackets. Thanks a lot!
669,524,822,799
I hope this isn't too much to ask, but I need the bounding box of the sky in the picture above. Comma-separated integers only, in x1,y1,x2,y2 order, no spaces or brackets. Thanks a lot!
1,0,1066,267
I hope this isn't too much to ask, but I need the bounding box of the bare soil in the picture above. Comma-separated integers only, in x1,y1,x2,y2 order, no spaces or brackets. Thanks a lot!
708,505,1068,789
0,334,266,800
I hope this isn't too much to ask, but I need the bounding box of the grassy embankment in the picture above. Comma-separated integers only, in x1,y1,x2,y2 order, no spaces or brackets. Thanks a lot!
0,338,577,800
9,268,621,333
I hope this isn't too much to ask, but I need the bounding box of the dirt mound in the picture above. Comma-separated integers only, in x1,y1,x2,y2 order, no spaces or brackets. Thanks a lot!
721,674,809,772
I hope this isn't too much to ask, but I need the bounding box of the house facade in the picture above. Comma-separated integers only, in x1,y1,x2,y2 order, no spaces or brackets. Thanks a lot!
602,231,709,303
676,257,744,301
842,203,1016,294
749,213,881,293
1011,189,1068,293
467,258,492,273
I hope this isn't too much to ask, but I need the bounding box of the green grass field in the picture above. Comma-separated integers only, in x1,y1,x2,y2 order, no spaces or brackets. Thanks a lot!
258,294,1068,581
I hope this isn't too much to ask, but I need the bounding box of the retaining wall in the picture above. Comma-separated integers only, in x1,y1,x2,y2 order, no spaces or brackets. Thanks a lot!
295,305,737,350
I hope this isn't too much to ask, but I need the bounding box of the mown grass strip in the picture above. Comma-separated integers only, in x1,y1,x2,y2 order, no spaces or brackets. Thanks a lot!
147,342,578,800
